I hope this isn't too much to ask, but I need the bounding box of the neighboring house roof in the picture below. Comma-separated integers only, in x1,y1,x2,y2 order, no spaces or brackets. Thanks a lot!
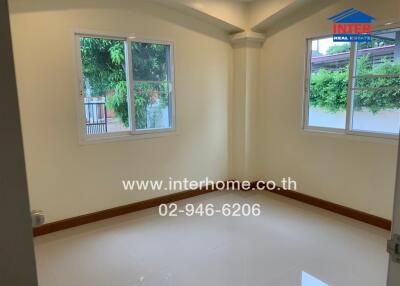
329,8,375,23
312,45,394,65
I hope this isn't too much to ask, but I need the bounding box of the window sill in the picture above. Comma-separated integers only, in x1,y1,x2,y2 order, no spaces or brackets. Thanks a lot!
78,129,178,145
302,127,398,145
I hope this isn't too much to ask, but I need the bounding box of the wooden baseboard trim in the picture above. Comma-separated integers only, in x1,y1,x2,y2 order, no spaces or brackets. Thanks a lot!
249,181,392,231
33,184,223,237
33,180,391,236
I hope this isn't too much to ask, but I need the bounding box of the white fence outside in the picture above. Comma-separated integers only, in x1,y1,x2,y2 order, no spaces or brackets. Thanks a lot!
146,101,169,129
308,107,400,134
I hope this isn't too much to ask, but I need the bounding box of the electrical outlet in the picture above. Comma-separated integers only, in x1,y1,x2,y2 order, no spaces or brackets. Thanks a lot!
31,210,45,227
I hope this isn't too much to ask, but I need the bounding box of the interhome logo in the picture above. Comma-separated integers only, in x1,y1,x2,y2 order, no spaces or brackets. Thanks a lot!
329,8,375,42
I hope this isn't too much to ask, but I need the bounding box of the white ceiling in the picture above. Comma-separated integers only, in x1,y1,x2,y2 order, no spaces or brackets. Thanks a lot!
154,0,335,34
218,0,257,2
182,0,257,2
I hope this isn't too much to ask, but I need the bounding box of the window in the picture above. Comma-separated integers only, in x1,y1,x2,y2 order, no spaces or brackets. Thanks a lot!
305,28,400,137
307,37,350,129
352,30,400,134
76,33,175,142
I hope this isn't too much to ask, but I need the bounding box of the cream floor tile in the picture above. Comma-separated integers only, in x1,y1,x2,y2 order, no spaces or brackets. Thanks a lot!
34,190,390,286
35,227,151,286
34,244,60,286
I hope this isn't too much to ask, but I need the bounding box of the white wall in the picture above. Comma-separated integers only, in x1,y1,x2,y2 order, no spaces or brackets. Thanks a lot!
9,0,232,223
253,0,400,219
9,0,400,223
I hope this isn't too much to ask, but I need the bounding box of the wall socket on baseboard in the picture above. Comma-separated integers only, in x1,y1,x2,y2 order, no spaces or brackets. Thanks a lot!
31,210,45,227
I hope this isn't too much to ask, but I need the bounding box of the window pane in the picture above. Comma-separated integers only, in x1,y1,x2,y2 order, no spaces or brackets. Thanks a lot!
352,91,400,134
132,41,173,131
79,36,129,135
134,82,171,130
308,37,350,129
352,29,400,134
132,42,170,81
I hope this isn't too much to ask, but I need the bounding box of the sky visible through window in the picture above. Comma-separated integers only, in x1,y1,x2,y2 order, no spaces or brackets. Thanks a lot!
312,37,342,55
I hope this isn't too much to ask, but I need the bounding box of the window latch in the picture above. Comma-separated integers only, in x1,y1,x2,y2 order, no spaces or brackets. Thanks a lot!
387,234,400,263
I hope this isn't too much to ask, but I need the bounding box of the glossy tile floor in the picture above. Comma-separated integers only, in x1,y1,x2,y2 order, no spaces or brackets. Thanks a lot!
34,190,390,286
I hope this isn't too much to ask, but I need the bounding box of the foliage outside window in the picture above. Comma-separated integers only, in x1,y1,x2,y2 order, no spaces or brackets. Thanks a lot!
77,34,174,139
306,28,400,135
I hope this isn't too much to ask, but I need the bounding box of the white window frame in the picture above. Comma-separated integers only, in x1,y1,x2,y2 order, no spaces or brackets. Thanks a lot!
303,28,400,141
74,30,176,144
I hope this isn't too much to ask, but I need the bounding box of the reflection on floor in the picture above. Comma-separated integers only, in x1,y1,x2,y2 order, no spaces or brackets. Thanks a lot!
302,272,329,286
34,190,390,286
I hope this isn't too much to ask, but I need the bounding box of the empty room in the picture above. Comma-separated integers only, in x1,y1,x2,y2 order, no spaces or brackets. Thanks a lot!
2,0,400,285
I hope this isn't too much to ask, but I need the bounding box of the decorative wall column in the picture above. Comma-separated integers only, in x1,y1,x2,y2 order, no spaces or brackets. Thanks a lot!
230,32,265,181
